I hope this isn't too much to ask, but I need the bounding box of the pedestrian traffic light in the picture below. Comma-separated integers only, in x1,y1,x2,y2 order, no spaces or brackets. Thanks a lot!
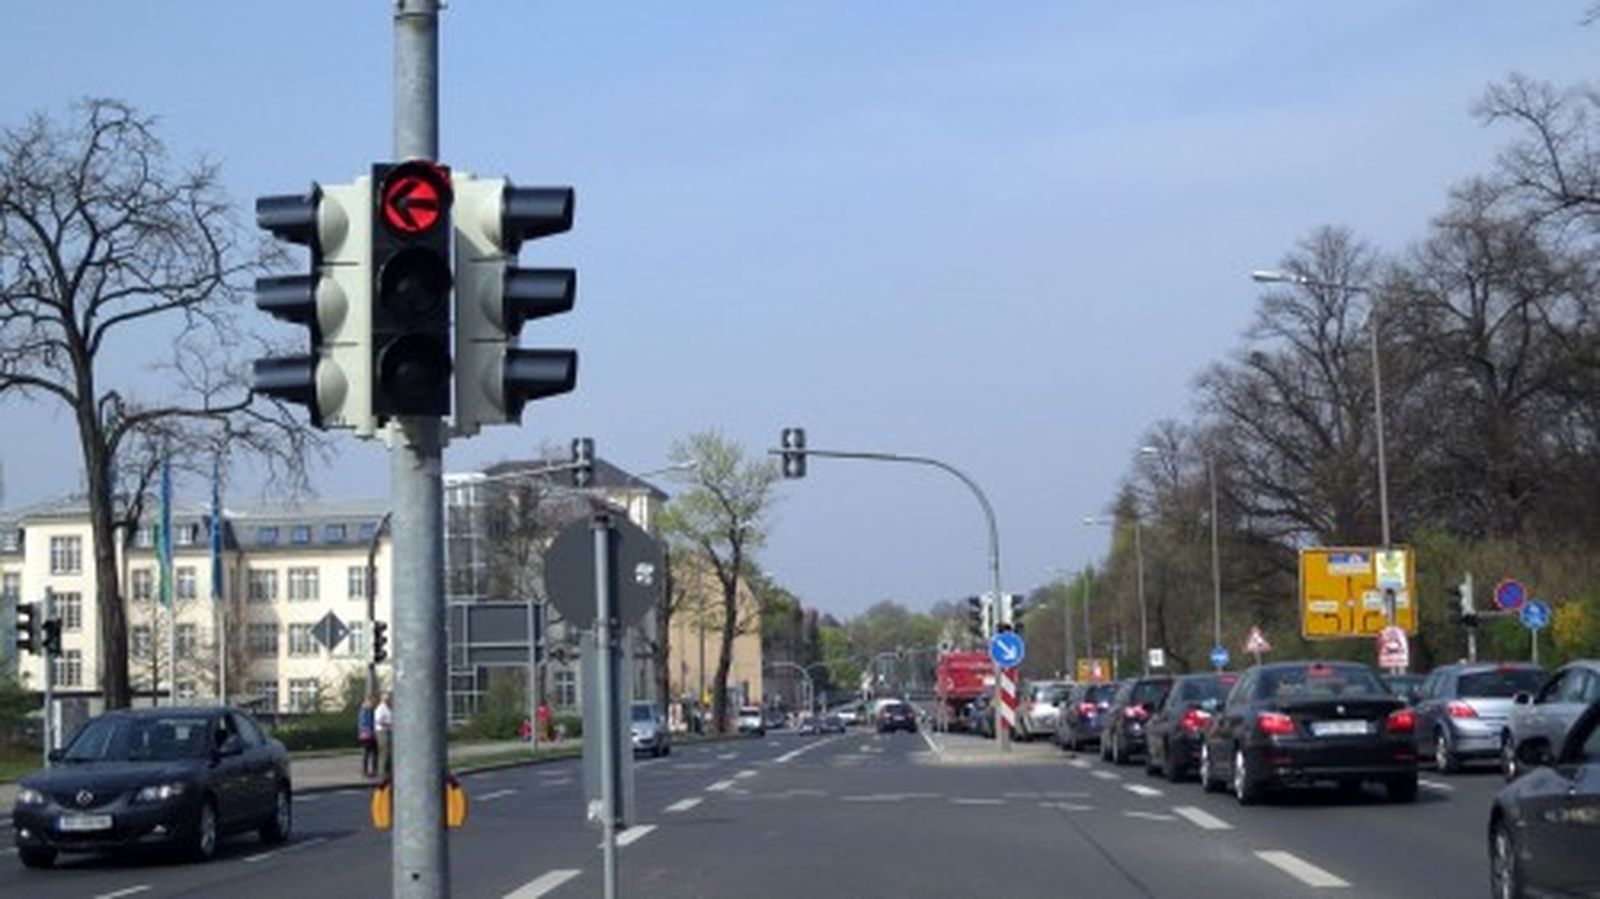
371,161,454,420
372,620,389,664
452,173,577,436
571,437,595,489
780,428,807,479
252,178,377,434
41,617,62,657
15,602,37,655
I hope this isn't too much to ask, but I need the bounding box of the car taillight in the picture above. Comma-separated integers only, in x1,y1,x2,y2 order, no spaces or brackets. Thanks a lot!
1446,701,1477,719
1256,711,1295,735
1386,709,1416,733
1127,707,1149,721
1181,709,1212,733
1078,702,1098,716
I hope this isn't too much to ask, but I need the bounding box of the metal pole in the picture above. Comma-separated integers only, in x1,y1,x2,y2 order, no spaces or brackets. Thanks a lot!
42,588,55,768
1208,456,1223,669
593,514,619,899
1083,565,1093,663
391,3,447,896
1135,520,1147,675
527,602,541,751
1062,572,1075,678
365,511,392,699
1370,303,1392,552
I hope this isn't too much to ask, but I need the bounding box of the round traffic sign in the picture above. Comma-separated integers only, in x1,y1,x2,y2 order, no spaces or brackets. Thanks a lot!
1520,599,1552,631
1494,578,1527,612
381,163,449,235
1210,645,1230,669
989,631,1025,668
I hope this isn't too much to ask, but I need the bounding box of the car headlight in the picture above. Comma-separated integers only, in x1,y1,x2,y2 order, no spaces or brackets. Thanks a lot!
15,786,45,805
135,782,188,802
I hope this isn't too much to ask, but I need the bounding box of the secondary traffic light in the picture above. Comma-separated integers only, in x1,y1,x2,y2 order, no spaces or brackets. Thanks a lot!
15,602,37,655
1006,593,1029,635
372,620,389,664
252,178,376,434
1455,573,1476,626
571,437,595,489
41,617,62,657
452,173,577,436
966,596,984,638
372,161,454,420
780,428,807,479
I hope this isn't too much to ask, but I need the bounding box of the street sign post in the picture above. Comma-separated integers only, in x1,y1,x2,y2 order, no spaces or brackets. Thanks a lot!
545,514,664,628
989,632,1025,668
1210,645,1230,670
1244,627,1271,667
1521,599,1552,666
1147,648,1166,670
1299,547,1416,638
311,611,349,652
1377,626,1410,671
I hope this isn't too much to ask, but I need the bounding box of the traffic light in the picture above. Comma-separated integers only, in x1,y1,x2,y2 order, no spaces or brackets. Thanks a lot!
780,428,807,479
41,617,62,657
571,437,595,489
452,173,577,436
1456,573,1476,626
966,596,984,639
252,179,377,434
371,161,454,420
1006,593,1029,635
15,602,37,655
372,620,389,664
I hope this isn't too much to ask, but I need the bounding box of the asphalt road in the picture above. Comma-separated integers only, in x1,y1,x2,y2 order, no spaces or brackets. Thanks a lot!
3,728,1507,897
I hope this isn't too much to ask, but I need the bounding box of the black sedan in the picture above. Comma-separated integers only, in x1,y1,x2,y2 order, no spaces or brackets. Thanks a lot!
876,701,918,734
1489,699,1600,898
1145,672,1237,780
1102,676,1174,765
11,706,291,867
1198,661,1417,804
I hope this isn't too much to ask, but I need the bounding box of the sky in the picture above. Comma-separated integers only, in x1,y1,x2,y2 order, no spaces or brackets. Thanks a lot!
0,2,1594,620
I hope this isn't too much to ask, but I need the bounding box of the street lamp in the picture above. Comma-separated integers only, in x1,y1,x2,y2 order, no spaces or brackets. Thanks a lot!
1140,445,1225,670
1047,567,1078,678
1083,516,1144,677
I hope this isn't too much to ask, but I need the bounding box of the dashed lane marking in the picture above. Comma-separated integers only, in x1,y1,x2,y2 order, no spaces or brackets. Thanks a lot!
242,836,328,864
1123,784,1163,798
1123,810,1177,822
1067,758,1091,769
1172,805,1233,831
951,798,1004,806
717,753,738,760
706,779,736,792
93,887,151,899
734,770,757,779
1091,770,1121,781
502,869,581,899
1039,802,1095,812
479,789,517,802
665,797,703,813
615,824,656,847
1255,851,1351,889
1420,779,1455,793
541,779,573,787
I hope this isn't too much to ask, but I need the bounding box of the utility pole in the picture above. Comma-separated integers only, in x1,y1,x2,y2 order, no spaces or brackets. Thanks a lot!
42,589,55,768
390,2,448,897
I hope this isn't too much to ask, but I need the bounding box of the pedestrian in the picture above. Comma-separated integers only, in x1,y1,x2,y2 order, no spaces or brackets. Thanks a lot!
357,695,378,778
537,700,553,742
375,691,394,780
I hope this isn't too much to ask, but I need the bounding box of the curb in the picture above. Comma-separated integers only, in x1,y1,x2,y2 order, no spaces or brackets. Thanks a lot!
292,746,584,796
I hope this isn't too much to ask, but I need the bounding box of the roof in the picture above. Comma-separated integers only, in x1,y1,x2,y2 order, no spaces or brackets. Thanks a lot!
476,456,670,501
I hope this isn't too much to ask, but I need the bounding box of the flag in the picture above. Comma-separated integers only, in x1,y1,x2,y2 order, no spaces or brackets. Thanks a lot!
159,455,173,608
210,459,223,602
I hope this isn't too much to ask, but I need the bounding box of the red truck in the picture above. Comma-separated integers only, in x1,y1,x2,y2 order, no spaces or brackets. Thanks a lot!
935,651,993,732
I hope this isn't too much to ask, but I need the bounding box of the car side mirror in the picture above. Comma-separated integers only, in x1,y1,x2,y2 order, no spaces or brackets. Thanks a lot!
1516,739,1554,769
1513,692,1532,706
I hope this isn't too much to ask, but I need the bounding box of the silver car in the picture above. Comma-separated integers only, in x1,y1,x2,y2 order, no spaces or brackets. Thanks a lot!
1411,662,1544,772
1501,660,1600,780
1018,681,1073,741
630,702,671,757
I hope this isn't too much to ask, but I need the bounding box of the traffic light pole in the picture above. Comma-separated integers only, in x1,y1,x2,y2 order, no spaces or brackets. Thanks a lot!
41,589,55,769
391,3,449,898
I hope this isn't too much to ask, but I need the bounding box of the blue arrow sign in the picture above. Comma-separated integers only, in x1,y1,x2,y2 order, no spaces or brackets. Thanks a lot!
1520,599,1552,631
1210,645,1231,669
989,631,1025,668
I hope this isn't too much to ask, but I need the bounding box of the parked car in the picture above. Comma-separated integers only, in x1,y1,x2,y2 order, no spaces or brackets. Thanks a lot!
1145,672,1238,780
1382,673,1427,706
1056,682,1118,750
876,701,919,734
630,701,671,757
1410,662,1544,773
10,706,291,868
1017,681,1073,741
1488,699,1600,898
818,714,847,735
1102,676,1174,765
1501,660,1600,781
1198,661,1418,804
737,706,767,737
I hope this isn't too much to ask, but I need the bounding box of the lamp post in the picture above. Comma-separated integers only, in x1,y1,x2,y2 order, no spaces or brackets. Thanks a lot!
1047,567,1077,678
1140,445,1224,670
1083,517,1143,677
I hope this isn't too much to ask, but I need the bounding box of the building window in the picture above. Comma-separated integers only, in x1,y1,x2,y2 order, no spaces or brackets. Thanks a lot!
131,568,154,603
250,680,279,712
131,625,152,658
0,529,19,552
288,678,321,713
554,669,577,707
323,523,348,544
288,623,316,657
175,623,197,656
359,521,378,542
287,567,319,601
176,680,197,702
175,523,199,547
256,526,280,546
54,650,82,688
176,566,197,601
248,569,278,603
49,535,82,575
56,592,82,632
1,572,18,602
247,623,279,658
344,621,367,657
291,525,312,545
348,566,374,600
134,525,155,549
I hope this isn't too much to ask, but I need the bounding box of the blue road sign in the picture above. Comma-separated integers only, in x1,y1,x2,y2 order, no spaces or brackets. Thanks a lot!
1495,579,1527,612
1520,599,1552,631
1210,645,1231,669
989,631,1026,668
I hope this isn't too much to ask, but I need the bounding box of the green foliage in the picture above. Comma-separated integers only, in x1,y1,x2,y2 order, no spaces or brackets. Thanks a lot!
461,670,528,740
270,713,357,752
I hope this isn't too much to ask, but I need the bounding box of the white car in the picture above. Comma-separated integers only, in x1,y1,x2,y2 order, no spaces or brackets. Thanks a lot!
737,706,766,736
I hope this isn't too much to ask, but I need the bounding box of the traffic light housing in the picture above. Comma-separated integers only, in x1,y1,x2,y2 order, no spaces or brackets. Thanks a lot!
781,428,807,479
372,620,389,664
15,602,37,655
252,179,377,435
452,173,577,436
1456,573,1477,627
41,617,62,657
966,596,984,639
1006,593,1028,635
571,437,595,489
372,161,454,420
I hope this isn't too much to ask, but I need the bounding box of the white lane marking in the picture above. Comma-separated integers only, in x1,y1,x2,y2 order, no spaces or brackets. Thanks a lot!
672,762,714,770
1091,770,1121,781
1255,851,1351,888
775,734,844,763
1420,779,1455,793
665,797,703,813
1039,802,1095,811
1173,805,1233,831
919,728,944,755
843,794,906,802
298,795,322,803
951,798,1005,806
616,824,656,847
706,779,736,792
541,778,573,787
1124,810,1177,821
502,869,581,898
479,789,517,802
768,741,781,747
717,752,737,760
242,836,329,864
1067,758,1090,769
734,769,757,780
93,887,150,899
1123,784,1163,798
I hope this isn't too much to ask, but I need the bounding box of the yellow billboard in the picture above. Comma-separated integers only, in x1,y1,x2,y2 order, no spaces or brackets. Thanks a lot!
1299,547,1416,639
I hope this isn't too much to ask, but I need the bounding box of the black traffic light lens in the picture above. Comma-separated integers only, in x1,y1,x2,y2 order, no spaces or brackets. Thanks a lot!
378,334,452,413
380,248,451,317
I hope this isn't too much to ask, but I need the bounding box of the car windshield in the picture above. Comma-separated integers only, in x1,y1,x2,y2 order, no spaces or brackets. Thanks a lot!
1260,665,1386,700
1131,681,1171,705
1180,676,1238,703
1458,669,1546,698
1037,686,1069,703
631,704,655,722
1084,685,1117,703
63,715,215,762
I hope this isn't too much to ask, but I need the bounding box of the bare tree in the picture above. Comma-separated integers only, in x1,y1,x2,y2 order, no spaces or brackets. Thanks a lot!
0,99,315,707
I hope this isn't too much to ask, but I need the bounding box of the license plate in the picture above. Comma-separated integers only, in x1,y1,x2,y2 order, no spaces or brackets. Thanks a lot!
58,814,113,832
1311,720,1370,736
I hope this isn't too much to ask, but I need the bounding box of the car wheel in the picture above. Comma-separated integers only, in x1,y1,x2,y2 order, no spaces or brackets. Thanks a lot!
662,744,671,757
1386,774,1418,803
1233,747,1261,806
1434,731,1459,774
1162,740,1183,781
260,784,292,845
18,846,57,869
1200,743,1223,793
190,798,220,862
1490,816,1526,899
1501,734,1520,782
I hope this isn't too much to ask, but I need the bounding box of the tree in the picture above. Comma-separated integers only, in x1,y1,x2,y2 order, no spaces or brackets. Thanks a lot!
0,99,314,707
660,431,780,732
